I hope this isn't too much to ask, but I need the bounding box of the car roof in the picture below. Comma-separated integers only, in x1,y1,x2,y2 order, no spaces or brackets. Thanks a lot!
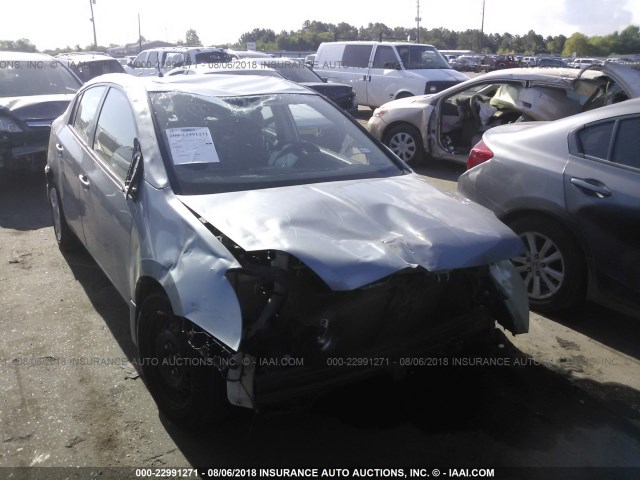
144,46,225,53
85,72,314,97
166,63,282,77
57,52,116,62
482,66,605,83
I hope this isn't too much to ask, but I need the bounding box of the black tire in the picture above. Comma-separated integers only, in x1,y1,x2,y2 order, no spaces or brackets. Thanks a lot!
508,215,586,313
48,184,80,252
383,124,424,166
137,294,229,429
395,92,414,100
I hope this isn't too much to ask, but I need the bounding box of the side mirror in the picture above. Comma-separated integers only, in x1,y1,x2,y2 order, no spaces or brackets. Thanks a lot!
124,138,143,200
384,62,401,70
320,76,328,83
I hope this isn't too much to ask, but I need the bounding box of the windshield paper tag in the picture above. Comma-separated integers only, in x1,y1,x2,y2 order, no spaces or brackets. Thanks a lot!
166,127,220,165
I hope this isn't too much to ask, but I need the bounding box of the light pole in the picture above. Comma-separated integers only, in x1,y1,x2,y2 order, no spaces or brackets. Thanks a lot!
480,0,485,53
415,0,421,43
89,0,97,49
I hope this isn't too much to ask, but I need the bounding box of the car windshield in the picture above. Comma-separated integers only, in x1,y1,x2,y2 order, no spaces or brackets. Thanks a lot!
261,61,320,83
0,61,81,97
395,46,450,70
150,92,404,195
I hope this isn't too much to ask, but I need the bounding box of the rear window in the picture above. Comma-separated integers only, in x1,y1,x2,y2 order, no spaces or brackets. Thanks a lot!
70,59,125,82
194,51,231,64
0,60,81,97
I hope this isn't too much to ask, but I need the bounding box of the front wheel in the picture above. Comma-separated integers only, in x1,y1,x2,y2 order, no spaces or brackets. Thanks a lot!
383,124,424,166
137,294,229,429
508,215,586,313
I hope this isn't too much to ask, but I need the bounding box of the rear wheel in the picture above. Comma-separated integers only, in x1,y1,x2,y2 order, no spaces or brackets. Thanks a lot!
137,294,229,429
48,184,80,252
383,124,424,166
508,215,586,313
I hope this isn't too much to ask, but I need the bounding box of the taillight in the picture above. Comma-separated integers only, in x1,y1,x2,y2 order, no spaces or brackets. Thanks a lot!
467,139,494,170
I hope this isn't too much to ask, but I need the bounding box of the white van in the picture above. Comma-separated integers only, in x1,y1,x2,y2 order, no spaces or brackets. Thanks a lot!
314,41,468,108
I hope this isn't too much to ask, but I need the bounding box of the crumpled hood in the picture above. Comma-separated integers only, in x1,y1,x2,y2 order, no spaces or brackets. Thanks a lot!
0,94,75,123
178,174,524,291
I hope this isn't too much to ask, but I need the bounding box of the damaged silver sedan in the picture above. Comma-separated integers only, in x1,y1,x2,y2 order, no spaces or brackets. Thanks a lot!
46,73,528,427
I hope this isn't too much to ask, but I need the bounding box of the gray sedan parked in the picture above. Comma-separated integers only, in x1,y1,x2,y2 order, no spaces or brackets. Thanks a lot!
46,73,528,428
459,98,640,314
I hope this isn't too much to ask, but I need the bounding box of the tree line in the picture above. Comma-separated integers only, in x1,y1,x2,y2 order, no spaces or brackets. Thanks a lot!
234,21,640,56
2,22,639,57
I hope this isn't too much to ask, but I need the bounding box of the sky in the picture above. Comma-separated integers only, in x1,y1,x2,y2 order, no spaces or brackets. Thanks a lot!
3,0,639,51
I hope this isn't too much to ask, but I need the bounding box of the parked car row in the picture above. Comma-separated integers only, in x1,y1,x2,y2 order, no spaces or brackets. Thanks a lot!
368,63,637,166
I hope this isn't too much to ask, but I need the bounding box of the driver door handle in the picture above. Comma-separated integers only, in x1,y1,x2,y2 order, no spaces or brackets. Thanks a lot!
78,173,90,189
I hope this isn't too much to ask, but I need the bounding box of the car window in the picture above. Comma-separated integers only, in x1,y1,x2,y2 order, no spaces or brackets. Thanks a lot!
342,45,373,68
133,52,147,68
578,121,614,160
195,51,231,64
150,92,403,194
72,59,125,82
72,86,107,144
147,51,159,66
372,46,399,69
268,62,320,83
395,45,450,70
0,61,80,97
164,52,185,68
611,117,640,169
94,88,137,181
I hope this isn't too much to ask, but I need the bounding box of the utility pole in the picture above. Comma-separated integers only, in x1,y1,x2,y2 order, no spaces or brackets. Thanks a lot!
415,0,422,43
89,0,97,49
480,0,485,53
138,13,142,52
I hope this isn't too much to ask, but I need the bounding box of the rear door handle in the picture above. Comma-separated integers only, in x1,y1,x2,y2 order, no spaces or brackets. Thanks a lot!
570,177,611,198
55,143,64,157
78,173,90,189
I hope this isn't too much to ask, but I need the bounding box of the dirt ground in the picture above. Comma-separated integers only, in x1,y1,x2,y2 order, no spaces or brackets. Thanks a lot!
1,164,640,479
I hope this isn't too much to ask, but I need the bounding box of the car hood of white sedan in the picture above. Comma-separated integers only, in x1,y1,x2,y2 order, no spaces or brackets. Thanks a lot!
178,174,524,291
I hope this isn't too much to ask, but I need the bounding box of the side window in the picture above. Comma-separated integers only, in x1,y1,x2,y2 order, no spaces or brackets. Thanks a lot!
577,121,614,160
342,45,373,68
72,86,107,145
133,52,147,69
94,89,137,181
372,46,399,69
612,118,640,169
147,51,159,67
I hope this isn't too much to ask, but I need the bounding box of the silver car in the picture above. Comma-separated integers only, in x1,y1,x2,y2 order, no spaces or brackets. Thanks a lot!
459,98,640,314
46,73,528,427
368,63,640,166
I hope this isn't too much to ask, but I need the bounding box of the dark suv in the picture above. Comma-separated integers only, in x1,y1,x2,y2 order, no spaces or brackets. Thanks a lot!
56,52,125,83
0,52,81,169
487,55,520,71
